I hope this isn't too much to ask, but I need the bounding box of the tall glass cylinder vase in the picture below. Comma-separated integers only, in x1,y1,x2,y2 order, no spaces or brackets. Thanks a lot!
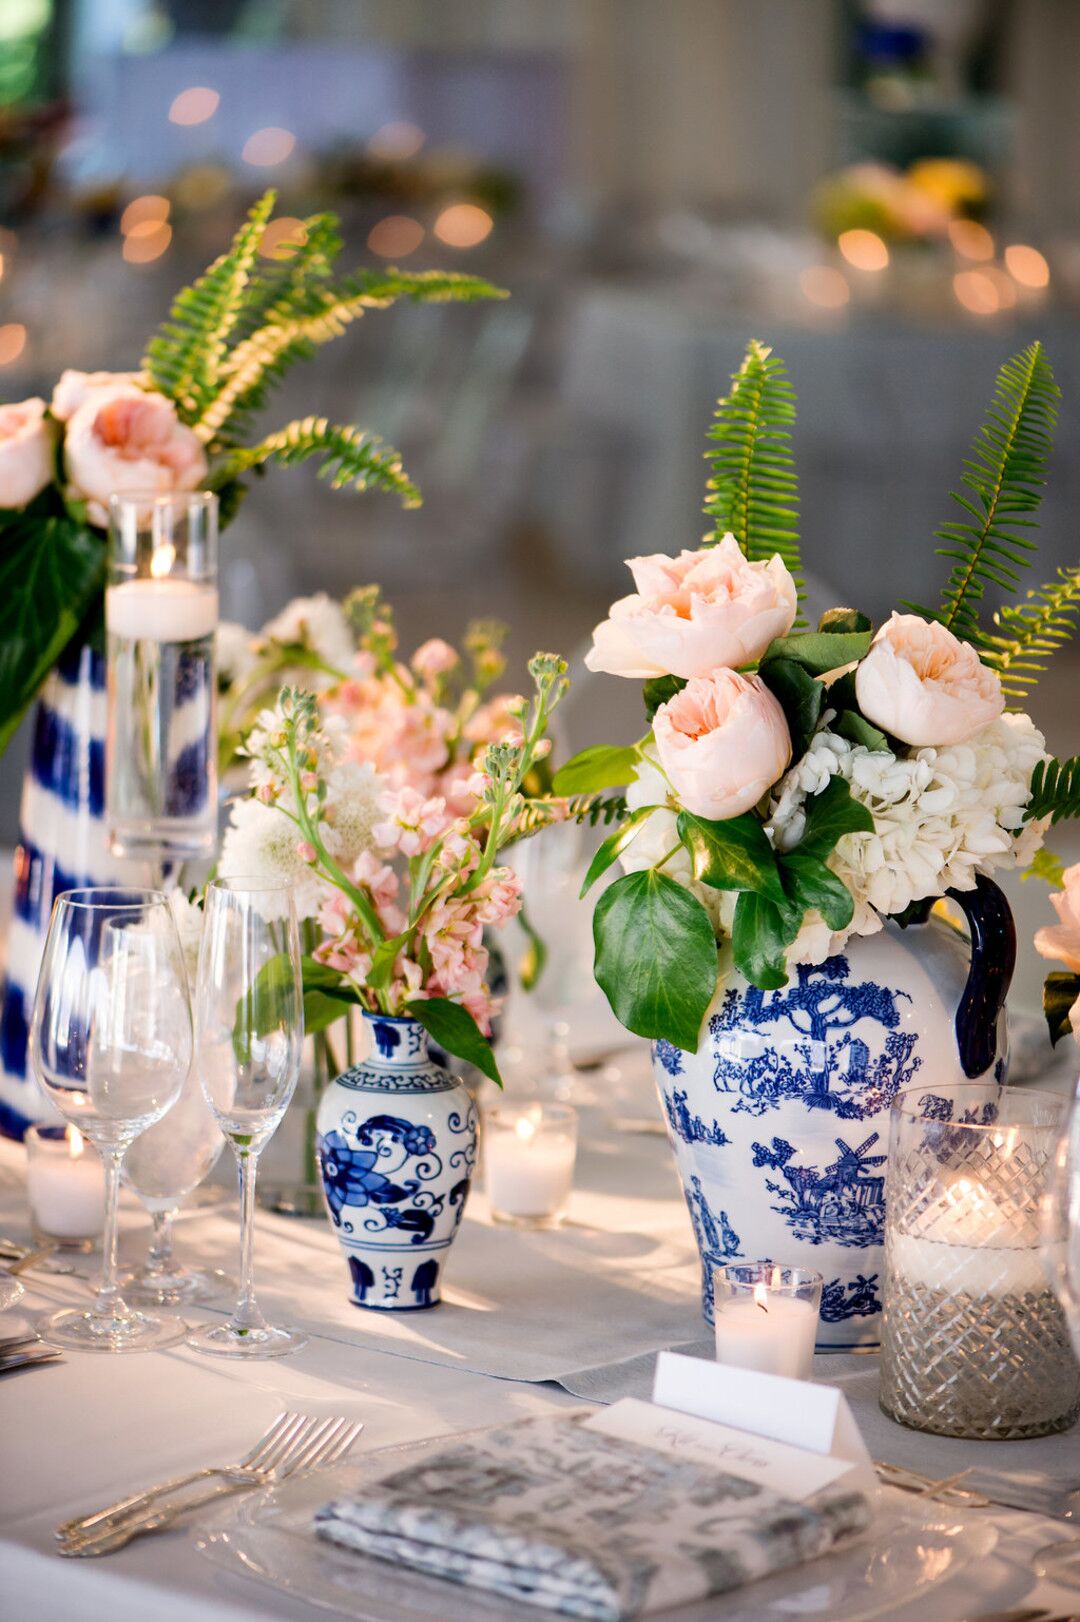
880,1080,1080,1439
106,492,219,865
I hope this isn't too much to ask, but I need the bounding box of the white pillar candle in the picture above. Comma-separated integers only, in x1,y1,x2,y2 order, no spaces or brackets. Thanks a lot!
714,1283,818,1379
26,1126,106,1243
485,1105,577,1223
106,577,218,642
888,1173,1047,1298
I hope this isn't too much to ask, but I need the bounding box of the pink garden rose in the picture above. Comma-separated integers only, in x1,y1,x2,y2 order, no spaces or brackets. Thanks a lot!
653,669,792,820
1034,863,1080,1040
855,612,1004,747
585,534,798,680
0,398,53,509
51,368,144,422
63,383,207,525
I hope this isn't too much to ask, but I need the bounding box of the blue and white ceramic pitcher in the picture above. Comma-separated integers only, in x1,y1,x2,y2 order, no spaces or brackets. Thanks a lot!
652,878,1014,1349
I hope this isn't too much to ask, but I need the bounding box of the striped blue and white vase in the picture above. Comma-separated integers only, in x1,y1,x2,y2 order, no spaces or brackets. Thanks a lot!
0,641,145,1138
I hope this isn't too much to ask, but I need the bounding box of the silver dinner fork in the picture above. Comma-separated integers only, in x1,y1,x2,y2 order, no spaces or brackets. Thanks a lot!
58,1410,307,1541
59,1414,363,1557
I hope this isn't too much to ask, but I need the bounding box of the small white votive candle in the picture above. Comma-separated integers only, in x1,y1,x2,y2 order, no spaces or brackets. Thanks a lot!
26,1125,106,1249
484,1102,577,1229
105,576,219,643
714,1262,822,1380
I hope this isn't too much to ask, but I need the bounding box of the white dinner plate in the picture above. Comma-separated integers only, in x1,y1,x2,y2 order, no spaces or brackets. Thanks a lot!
193,1437,997,1622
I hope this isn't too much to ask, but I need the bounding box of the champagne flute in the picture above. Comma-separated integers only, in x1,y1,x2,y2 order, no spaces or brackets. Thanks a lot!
29,888,192,1351
123,1063,230,1306
186,878,307,1359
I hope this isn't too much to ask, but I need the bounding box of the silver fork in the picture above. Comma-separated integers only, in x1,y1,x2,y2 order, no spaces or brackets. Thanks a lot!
60,1415,362,1558
57,1409,305,1541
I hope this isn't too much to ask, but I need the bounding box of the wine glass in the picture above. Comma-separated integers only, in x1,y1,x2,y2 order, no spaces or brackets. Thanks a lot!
123,1062,230,1306
29,888,192,1352
1036,1070,1080,1589
186,878,307,1359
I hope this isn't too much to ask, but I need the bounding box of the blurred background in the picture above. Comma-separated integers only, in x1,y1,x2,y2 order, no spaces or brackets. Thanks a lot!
0,0,1078,886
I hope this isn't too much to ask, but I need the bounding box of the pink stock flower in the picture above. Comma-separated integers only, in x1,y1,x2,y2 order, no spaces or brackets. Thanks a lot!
373,786,452,855
411,638,459,683
352,850,407,934
463,693,526,747
471,867,523,926
314,892,372,980
296,840,318,864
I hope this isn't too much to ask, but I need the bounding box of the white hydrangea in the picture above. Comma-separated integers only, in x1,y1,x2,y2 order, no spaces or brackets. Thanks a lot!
216,621,258,685
622,759,724,930
260,593,354,673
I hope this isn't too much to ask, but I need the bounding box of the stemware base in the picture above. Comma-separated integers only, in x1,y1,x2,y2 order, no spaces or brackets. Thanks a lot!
186,1321,308,1360
0,1275,25,1312
123,1267,235,1308
40,1304,188,1354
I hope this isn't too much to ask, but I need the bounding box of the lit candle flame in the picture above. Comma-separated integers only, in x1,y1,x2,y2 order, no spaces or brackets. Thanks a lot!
150,543,176,579
753,1281,769,1313
67,1125,85,1159
514,1116,536,1145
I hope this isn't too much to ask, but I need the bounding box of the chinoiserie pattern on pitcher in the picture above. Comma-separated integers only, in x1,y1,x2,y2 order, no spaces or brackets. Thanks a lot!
652,914,1007,1349
316,1013,478,1311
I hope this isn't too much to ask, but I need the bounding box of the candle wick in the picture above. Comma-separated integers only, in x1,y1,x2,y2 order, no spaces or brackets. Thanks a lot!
756,1299,768,1314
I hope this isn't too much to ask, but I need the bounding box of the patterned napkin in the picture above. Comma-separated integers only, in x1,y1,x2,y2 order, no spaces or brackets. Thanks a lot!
314,1415,871,1620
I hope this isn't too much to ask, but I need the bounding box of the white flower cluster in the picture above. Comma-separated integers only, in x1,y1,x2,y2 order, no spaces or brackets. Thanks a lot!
622,760,725,931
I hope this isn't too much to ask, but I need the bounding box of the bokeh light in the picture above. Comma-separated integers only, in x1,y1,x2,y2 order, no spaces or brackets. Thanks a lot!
367,216,425,258
242,128,296,167
367,122,425,161
169,87,219,126
120,195,170,235
837,229,889,271
433,203,494,249
123,222,172,264
1004,244,1050,288
260,217,309,260
947,219,995,261
953,269,1000,315
0,324,27,365
174,164,232,210
799,265,850,309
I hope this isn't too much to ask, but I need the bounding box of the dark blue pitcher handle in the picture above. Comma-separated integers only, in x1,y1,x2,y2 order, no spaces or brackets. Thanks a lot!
945,875,1015,1078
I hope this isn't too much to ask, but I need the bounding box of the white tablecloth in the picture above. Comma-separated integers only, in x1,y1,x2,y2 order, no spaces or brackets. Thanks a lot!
1,1078,1078,1622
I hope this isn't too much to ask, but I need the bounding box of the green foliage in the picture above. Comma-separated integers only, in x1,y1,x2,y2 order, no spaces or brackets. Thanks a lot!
579,806,661,897
299,957,364,1036
916,342,1060,645
761,628,872,673
0,498,105,751
1044,972,1080,1046
212,417,420,507
703,339,804,603
409,996,502,1085
515,901,548,992
513,793,628,837
1026,755,1080,825
982,565,1080,700
675,811,784,902
552,744,641,795
592,869,718,1050
1023,846,1066,887
818,607,871,634
796,773,875,857
757,658,824,759
643,674,687,719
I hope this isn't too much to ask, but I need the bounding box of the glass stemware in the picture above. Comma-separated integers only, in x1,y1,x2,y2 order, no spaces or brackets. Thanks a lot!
186,878,307,1359
1037,1068,1080,1590
29,888,192,1351
123,1060,230,1307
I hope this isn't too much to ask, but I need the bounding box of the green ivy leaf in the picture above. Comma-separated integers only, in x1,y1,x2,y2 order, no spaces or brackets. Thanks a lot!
365,935,408,994
593,870,717,1050
0,507,105,753
731,890,800,989
553,743,641,795
758,657,824,759
300,956,363,1034
676,810,784,902
760,629,872,675
832,710,890,751
579,805,660,898
409,996,501,1085
818,607,872,634
796,775,874,861
1044,971,1080,1047
643,675,687,720
516,900,547,991
779,851,855,932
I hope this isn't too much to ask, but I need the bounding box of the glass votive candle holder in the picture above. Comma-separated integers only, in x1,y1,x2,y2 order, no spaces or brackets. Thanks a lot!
714,1263,822,1380
484,1102,577,1229
880,1080,1080,1440
26,1125,105,1251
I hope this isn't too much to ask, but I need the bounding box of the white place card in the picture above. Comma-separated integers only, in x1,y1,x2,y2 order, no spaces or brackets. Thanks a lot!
583,1398,853,1502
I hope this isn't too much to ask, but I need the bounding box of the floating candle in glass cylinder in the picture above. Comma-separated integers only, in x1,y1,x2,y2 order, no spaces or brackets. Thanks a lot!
713,1262,821,1379
484,1102,577,1228
106,491,219,863
26,1124,106,1250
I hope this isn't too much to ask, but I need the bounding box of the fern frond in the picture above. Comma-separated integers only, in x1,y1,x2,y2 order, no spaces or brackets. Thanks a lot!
982,564,1080,700
212,417,420,507
195,268,506,445
231,212,343,346
703,339,804,603
143,191,276,423
513,793,628,838
1026,755,1080,824
931,342,1060,645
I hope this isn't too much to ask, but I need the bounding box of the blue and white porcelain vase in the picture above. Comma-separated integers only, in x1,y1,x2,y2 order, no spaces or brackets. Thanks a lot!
316,1013,478,1311
0,642,143,1139
653,878,1014,1350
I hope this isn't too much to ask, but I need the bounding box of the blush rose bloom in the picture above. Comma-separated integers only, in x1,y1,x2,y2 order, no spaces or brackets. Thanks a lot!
653,669,792,820
585,534,798,680
0,398,53,509
51,368,144,422
63,384,207,525
854,612,1004,747
1034,863,1080,1041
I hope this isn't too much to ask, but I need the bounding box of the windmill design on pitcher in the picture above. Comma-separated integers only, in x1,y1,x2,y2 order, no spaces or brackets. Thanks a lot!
754,1130,887,1248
